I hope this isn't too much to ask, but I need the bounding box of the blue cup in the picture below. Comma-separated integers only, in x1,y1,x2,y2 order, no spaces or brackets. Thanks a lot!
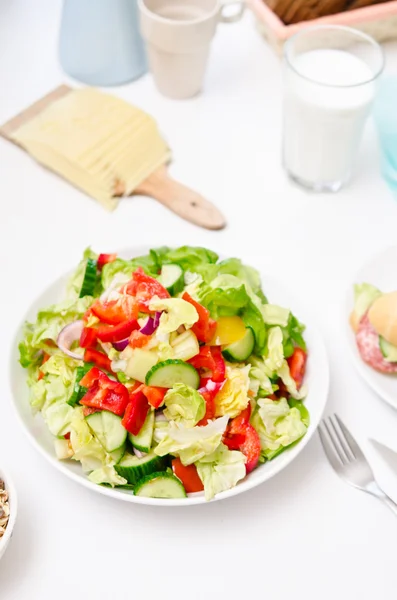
59,0,147,86
374,78,397,195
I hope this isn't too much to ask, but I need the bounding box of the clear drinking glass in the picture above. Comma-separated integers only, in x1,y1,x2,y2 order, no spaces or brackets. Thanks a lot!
282,26,384,192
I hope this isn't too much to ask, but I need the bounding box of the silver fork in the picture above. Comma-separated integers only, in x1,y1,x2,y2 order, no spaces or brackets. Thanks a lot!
318,414,397,516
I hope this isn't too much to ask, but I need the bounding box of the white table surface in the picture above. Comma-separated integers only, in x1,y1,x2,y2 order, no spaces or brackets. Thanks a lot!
2,1,397,598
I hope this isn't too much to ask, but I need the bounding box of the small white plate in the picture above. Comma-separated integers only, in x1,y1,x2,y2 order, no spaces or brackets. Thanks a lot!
10,246,329,506
345,245,397,409
0,468,17,561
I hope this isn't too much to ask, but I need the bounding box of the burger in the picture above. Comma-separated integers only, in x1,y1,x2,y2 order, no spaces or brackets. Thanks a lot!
350,284,397,374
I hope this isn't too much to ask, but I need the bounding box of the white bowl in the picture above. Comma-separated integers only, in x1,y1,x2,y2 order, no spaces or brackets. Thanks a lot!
10,245,329,506
0,468,17,561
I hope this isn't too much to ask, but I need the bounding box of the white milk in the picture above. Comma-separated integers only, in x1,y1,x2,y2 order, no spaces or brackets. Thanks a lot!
283,49,375,188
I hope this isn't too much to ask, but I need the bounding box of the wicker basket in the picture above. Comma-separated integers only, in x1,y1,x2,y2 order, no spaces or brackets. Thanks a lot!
247,0,397,54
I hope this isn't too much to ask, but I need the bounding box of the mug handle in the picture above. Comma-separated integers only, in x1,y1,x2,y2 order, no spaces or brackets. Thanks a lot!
220,0,245,23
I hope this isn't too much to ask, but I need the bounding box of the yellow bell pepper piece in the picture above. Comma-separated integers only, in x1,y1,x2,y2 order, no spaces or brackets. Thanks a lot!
210,316,247,346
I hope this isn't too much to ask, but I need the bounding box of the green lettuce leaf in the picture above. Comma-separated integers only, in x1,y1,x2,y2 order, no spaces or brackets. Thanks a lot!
195,443,246,501
67,247,99,300
149,297,198,334
163,383,205,427
162,246,219,271
88,466,127,487
69,407,109,472
216,258,266,299
101,253,159,289
352,283,382,326
277,360,307,400
19,296,93,368
249,356,274,397
199,275,250,318
252,397,307,459
264,326,284,372
28,352,79,411
154,415,228,465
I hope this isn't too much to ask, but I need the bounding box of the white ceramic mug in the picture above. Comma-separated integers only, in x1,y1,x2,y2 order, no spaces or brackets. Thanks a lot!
138,0,244,99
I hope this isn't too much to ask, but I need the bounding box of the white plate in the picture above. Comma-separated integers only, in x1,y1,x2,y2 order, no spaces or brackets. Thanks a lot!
10,246,329,506
345,245,397,409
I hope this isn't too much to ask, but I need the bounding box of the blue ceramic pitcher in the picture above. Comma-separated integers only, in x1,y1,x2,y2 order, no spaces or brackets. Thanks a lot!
59,0,147,86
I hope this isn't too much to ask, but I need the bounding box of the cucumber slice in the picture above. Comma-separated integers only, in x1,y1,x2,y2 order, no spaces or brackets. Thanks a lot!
222,327,255,362
134,472,187,499
379,336,397,362
110,445,126,464
129,409,154,453
158,264,184,296
67,363,94,406
86,411,127,453
115,452,166,485
145,359,200,389
79,258,97,298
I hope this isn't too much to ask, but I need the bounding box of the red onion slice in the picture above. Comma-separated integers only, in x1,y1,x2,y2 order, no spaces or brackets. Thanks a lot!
113,338,129,352
140,312,162,336
57,320,84,360
133,447,146,458
155,412,167,423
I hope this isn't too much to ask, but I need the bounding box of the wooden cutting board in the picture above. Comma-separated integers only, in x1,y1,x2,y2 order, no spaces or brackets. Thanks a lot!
0,85,226,230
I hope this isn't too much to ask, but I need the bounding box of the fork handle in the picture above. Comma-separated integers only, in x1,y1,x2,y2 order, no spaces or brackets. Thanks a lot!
367,481,397,517
381,494,397,517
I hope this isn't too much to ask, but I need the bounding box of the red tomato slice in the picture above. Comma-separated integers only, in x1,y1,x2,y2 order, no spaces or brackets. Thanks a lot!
287,348,307,390
172,458,204,493
91,296,138,325
97,253,117,270
129,330,151,348
122,268,170,312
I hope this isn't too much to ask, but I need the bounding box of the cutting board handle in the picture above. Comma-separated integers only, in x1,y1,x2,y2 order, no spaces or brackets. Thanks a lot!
135,166,226,230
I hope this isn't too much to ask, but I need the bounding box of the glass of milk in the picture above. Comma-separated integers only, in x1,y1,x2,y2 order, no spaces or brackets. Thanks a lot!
283,26,384,192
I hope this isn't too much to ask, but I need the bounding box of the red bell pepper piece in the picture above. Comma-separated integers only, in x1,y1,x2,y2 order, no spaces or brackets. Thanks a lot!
182,292,217,343
189,346,226,383
80,327,98,349
122,267,170,312
172,458,204,493
142,385,167,409
229,404,251,432
79,367,106,388
224,407,261,473
96,319,139,343
82,406,99,417
121,386,150,435
287,347,307,390
84,348,112,372
97,253,117,270
91,296,138,325
197,378,223,425
38,352,50,381
80,370,129,416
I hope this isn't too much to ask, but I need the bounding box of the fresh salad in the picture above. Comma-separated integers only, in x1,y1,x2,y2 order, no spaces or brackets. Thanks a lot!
19,246,309,501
